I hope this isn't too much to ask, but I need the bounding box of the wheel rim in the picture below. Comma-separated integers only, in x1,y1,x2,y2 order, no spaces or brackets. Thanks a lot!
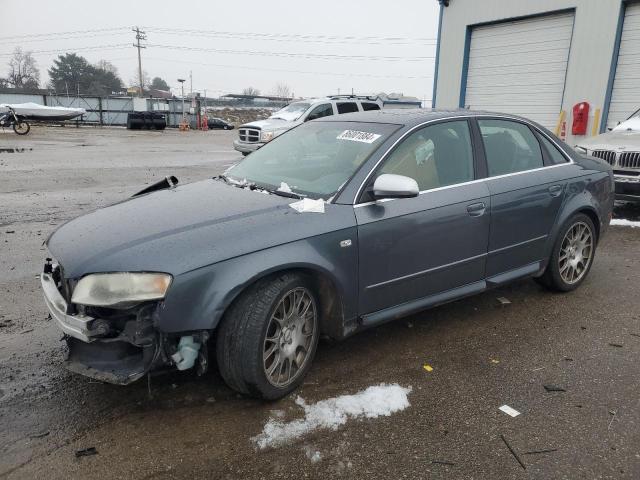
559,221,593,284
14,122,28,134
263,287,317,387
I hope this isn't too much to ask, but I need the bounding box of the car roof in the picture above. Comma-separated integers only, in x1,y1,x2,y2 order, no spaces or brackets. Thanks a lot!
316,108,533,127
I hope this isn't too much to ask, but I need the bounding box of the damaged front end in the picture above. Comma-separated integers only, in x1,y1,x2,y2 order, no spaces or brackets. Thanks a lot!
41,259,208,385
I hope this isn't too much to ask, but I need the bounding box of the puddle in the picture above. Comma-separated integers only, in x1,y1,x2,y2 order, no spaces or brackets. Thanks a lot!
0,147,33,153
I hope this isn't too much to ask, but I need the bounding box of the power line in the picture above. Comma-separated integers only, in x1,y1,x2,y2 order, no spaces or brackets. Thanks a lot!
143,56,433,79
144,27,435,43
144,27,436,46
0,27,129,41
0,44,130,57
146,44,434,62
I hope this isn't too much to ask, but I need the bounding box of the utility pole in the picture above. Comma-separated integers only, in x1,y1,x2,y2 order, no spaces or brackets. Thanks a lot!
132,26,146,97
189,70,193,97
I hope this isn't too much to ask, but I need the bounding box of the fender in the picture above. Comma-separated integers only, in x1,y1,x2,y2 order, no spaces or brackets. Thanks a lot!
158,227,359,338
540,171,611,271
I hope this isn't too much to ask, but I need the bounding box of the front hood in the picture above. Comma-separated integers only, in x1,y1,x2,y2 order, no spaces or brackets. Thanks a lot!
241,118,297,131
47,180,353,278
576,130,640,152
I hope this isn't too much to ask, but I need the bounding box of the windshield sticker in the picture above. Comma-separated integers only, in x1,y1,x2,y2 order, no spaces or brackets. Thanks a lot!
337,130,381,144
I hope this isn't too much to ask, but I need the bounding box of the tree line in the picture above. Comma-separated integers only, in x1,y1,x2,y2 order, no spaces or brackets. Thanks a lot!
0,47,170,96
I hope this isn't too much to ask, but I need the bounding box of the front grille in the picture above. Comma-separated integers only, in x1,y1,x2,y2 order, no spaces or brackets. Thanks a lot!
619,152,640,170
238,128,261,143
592,150,617,166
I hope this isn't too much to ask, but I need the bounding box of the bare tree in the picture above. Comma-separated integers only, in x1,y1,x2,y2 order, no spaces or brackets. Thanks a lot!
242,86,261,96
7,48,40,89
272,83,292,99
95,60,119,75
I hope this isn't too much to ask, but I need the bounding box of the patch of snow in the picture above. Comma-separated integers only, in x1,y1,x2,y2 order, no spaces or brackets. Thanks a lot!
611,219,640,228
253,383,412,449
278,182,293,193
289,198,325,214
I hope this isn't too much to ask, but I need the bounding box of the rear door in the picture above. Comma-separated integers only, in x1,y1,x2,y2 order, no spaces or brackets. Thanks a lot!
355,119,490,318
477,118,568,280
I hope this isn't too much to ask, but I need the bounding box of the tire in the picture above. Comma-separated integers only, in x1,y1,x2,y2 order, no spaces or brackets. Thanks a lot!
13,121,30,135
216,273,320,400
536,213,597,292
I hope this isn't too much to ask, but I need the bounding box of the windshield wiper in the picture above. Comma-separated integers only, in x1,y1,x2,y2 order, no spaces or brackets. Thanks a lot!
268,189,302,199
217,175,257,190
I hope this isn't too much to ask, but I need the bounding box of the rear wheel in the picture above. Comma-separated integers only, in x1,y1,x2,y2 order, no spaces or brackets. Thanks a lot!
216,273,320,399
13,120,30,135
536,213,596,292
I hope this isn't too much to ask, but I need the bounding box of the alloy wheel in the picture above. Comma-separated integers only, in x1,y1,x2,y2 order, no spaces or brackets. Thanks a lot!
263,287,317,387
559,221,593,284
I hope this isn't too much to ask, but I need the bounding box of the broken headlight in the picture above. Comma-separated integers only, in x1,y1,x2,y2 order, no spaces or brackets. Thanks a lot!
71,273,172,308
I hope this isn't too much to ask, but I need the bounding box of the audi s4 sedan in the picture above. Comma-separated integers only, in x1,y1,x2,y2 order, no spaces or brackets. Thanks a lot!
41,110,614,399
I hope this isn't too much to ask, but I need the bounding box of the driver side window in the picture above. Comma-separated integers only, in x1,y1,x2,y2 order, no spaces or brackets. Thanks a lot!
377,120,475,191
306,103,333,121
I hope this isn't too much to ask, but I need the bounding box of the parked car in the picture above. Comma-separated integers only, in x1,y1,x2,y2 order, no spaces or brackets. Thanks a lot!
42,110,613,399
207,117,234,130
575,107,640,202
233,95,382,155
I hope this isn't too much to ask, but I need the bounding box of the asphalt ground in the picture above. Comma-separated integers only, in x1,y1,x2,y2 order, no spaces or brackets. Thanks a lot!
1,126,639,479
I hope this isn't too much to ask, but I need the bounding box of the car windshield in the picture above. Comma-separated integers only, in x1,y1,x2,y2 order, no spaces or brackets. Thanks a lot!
270,102,311,121
225,121,400,199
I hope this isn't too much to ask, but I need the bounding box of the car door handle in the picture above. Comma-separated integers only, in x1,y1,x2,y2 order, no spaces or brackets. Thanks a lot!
467,202,486,217
548,185,563,197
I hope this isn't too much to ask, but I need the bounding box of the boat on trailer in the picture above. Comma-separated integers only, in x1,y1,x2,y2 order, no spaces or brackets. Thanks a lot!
0,102,86,121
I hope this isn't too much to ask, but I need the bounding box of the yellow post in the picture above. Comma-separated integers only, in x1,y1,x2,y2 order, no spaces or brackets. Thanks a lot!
591,108,601,136
554,110,566,136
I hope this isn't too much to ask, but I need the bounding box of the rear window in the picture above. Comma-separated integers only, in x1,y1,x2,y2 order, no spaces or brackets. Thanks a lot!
361,102,381,111
539,134,569,164
337,102,359,114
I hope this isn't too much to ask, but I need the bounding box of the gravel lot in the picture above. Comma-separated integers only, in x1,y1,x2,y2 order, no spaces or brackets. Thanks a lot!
1,126,640,479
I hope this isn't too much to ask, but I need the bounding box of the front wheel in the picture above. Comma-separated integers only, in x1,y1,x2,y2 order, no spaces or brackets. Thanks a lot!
13,121,30,135
536,213,597,292
216,273,320,399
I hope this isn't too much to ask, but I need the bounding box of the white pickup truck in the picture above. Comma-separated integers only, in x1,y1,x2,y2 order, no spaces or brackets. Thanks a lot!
233,95,382,155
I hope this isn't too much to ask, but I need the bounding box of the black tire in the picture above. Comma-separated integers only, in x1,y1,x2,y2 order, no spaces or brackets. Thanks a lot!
536,213,597,292
241,152,250,156
216,273,320,400
13,121,30,135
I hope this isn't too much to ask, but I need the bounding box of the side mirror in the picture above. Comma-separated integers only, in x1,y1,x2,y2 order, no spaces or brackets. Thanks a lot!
372,174,419,200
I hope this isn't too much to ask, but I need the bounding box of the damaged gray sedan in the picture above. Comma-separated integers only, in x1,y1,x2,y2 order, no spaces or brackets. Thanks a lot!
42,110,614,399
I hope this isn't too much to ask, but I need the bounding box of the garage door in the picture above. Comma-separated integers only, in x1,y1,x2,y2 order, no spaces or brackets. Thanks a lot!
464,12,574,129
607,2,640,129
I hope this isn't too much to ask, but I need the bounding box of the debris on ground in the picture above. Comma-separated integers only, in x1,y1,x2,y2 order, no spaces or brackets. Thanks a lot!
543,385,566,392
496,297,511,306
523,448,558,455
423,364,433,372
609,342,624,348
303,445,322,463
75,447,98,458
630,333,640,338
501,434,526,470
5,230,15,234
608,410,617,430
431,460,455,466
29,431,50,439
490,359,500,364
499,405,521,417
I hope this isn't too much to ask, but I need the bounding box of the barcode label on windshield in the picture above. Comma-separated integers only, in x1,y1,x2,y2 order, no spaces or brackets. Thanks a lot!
337,130,381,144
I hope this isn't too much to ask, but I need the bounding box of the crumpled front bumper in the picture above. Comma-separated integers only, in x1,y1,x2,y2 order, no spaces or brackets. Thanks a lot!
41,272,95,342
41,270,161,384
233,139,264,153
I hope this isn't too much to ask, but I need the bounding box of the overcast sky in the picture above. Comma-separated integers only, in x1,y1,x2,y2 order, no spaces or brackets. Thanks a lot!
0,0,439,100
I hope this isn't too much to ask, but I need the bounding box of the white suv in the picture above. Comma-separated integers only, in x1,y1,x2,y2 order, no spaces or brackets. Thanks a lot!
233,96,382,155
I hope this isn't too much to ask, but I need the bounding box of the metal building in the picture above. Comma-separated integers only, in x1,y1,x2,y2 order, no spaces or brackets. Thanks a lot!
432,0,640,145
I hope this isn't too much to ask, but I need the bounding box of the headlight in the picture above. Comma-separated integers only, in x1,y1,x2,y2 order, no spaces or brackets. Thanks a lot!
71,272,172,307
574,146,588,154
261,131,275,142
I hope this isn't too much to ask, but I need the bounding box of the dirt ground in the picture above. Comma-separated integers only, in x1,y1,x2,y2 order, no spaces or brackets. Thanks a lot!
1,126,640,479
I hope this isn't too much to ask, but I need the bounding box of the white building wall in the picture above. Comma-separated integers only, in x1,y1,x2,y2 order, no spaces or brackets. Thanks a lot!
433,0,624,145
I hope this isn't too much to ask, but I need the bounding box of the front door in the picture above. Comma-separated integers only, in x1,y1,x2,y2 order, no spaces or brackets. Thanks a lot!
355,119,491,317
